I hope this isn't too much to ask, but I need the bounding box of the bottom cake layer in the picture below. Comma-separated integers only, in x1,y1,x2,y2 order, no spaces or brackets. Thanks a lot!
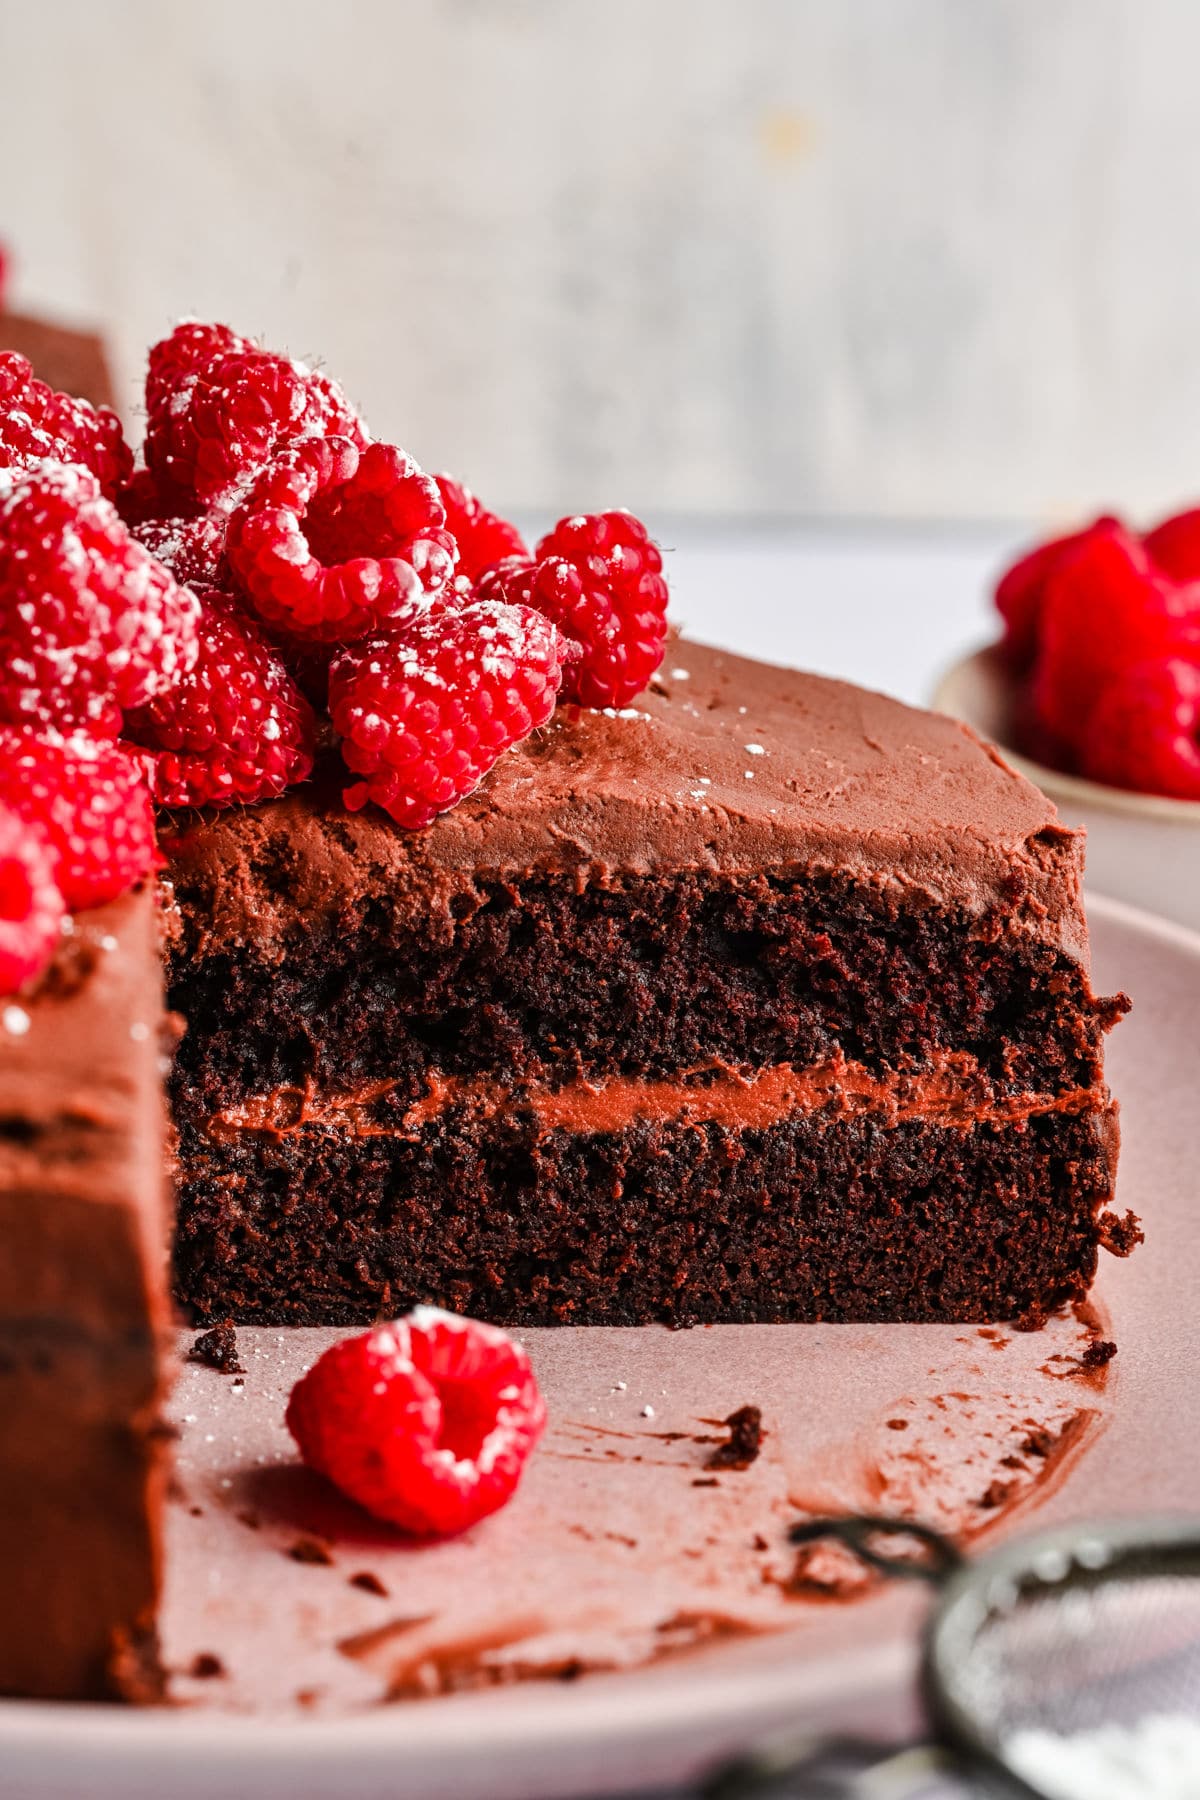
173,1106,1120,1327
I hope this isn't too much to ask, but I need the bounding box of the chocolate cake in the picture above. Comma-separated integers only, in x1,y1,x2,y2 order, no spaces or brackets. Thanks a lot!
163,640,1125,1329
0,309,116,412
0,883,173,1699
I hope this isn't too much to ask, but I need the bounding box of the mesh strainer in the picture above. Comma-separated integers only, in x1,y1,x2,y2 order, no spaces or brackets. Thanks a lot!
703,1513,1200,1800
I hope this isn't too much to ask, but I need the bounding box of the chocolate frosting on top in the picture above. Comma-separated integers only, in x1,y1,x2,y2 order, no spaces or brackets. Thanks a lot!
165,639,1089,964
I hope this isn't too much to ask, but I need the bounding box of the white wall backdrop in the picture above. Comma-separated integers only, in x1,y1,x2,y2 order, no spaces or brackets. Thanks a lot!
5,0,1200,523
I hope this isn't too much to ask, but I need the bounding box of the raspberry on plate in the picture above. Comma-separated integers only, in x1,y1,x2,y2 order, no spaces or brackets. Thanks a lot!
0,463,200,737
329,599,567,828
285,1308,546,1537
1031,519,1200,748
1083,659,1200,801
227,437,456,644
144,323,367,511
0,727,157,910
480,510,669,710
433,474,528,583
0,803,64,995
0,350,132,501
123,588,316,808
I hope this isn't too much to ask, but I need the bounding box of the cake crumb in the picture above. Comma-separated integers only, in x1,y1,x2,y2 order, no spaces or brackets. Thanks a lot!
1081,1338,1118,1369
288,1535,334,1566
188,1321,245,1375
350,1571,389,1597
641,1404,655,1419
705,1405,764,1471
691,1477,719,1488
189,1651,226,1679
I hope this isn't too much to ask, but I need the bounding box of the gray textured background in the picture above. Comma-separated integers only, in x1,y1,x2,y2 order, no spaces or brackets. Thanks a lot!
5,0,1200,523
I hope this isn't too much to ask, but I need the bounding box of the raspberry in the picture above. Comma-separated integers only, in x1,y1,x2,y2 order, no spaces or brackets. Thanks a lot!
0,464,200,736
144,323,367,510
329,600,566,828
123,588,315,808
227,437,455,644
1031,520,1200,748
994,523,1108,670
1145,507,1200,583
1082,659,1200,800
116,464,172,529
433,475,527,583
480,511,669,709
285,1308,546,1537
0,804,64,995
145,322,251,415
0,350,132,501
0,727,156,909
133,512,230,590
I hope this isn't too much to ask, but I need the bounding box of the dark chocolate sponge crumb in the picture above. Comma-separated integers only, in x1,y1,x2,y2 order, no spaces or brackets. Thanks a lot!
706,1405,764,1471
187,1322,244,1375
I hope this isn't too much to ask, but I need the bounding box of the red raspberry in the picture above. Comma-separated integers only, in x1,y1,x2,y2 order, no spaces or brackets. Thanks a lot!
145,323,367,510
330,599,566,828
0,804,64,995
123,588,315,808
0,464,200,736
1031,520,1200,748
433,475,528,583
1145,507,1200,583
1082,659,1200,800
145,321,251,415
116,463,172,529
0,727,156,909
0,351,133,501
227,437,455,644
994,522,1110,670
285,1308,546,1537
133,512,230,590
481,511,669,709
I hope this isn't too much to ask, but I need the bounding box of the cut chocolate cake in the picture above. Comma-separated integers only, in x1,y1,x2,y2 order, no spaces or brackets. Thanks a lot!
0,884,173,1699
163,640,1126,1329
0,307,1134,1707
0,309,116,413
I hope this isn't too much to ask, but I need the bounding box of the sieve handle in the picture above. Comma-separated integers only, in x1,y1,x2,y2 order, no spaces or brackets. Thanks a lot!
788,1514,966,1586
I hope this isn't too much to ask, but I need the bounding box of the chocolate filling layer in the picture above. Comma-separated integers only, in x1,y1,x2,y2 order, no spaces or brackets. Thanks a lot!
205,1054,1106,1145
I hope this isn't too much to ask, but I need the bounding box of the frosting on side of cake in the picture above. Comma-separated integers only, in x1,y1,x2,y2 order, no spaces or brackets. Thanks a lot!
164,638,1091,966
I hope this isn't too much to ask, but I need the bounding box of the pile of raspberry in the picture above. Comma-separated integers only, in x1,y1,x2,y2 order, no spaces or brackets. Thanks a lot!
996,509,1200,800
0,322,670,994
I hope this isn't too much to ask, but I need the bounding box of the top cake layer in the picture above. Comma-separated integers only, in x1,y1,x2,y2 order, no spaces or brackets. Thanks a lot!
167,639,1088,964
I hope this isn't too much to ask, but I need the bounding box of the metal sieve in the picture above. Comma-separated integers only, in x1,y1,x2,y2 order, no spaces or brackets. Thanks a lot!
701,1513,1200,1799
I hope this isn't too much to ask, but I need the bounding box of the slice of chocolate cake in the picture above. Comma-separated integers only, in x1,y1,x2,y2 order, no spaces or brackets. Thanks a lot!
163,640,1126,1329
0,309,116,413
0,884,174,1700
